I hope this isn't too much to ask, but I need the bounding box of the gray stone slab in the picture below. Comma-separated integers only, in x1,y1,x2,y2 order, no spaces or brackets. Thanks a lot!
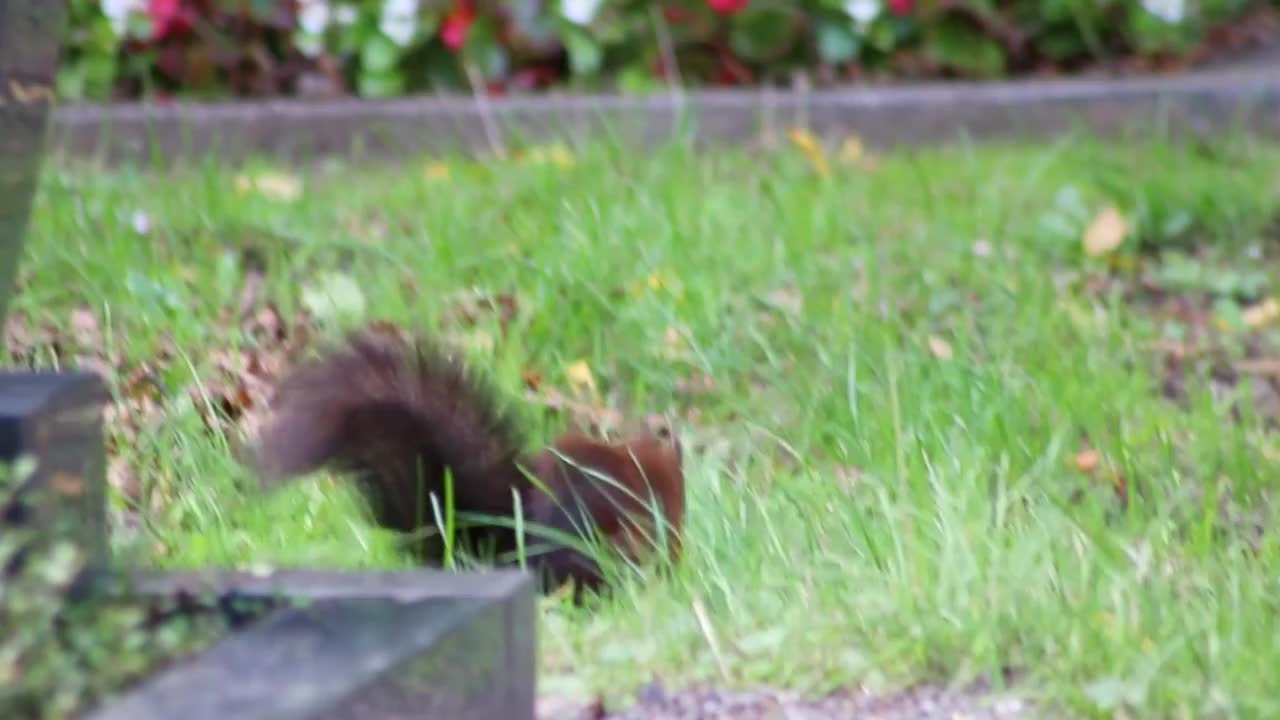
0,0,65,329
46,62,1280,166
0,371,111,568
85,569,536,720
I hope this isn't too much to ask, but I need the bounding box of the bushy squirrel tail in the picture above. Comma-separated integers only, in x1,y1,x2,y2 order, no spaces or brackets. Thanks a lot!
251,326,535,552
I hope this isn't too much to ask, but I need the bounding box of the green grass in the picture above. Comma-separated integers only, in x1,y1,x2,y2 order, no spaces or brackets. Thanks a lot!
12,131,1280,718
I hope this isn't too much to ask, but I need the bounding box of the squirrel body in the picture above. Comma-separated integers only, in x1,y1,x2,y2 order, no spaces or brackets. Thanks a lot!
250,326,685,597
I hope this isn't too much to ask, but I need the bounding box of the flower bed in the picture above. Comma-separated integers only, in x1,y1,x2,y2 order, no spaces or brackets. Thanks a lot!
56,0,1276,102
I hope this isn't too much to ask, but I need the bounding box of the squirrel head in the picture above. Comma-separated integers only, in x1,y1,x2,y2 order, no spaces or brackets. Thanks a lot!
618,413,683,474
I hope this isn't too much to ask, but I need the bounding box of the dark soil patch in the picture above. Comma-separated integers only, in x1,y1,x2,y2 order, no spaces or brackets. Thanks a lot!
1122,261,1280,429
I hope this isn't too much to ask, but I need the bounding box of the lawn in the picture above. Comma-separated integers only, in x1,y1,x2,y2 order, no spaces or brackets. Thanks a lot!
9,130,1280,718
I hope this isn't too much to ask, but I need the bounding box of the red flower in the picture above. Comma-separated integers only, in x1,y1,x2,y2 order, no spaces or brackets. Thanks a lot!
887,0,913,16
707,0,750,16
441,2,475,51
148,0,190,39
662,6,690,24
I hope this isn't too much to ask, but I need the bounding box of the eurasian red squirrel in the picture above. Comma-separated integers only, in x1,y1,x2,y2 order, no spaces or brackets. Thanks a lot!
249,324,685,598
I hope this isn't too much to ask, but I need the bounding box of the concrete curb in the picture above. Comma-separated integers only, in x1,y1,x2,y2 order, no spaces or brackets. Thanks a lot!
46,64,1280,165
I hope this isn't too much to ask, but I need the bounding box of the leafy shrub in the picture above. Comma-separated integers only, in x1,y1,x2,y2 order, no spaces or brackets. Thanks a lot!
55,0,1268,101
0,456,237,718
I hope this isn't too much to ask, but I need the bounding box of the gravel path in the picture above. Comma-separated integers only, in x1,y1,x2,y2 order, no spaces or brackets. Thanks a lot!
538,680,1042,720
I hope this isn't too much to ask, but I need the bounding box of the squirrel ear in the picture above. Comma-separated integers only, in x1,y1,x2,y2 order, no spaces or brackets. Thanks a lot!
618,413,682,462
638,413,675,440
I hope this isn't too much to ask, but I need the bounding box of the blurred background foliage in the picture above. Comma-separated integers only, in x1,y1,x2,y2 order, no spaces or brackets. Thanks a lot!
55,0,1275,101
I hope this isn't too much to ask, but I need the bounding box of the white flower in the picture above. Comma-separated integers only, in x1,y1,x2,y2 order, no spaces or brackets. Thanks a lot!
380,0,419,47
384,0,418,16
845,0,881,28
130,210,150,236
561,0,602,26
101,0,144,36
380,14,417,46
334,3,359,26
297,0,331,36
1142,0,1186,23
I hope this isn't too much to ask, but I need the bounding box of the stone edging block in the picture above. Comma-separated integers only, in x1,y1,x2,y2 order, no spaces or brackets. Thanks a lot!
46,63,1280,165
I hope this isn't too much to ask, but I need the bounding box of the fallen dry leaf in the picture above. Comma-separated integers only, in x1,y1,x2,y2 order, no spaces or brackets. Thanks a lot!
342,211,389,242
425,161,451,180
763,287,804,316
441,290,520,335
834,465,864,495
517,143,576,168
1083,206,1130,257
1234,357,1280,376
69,307,101,347
107,457,143,505
1242,298,1280,329
660,326,693,361
235,171,303,202
565,360,598,396
927,335,954,360
237,266,266,322
73,354,114,382
301,272,367,323
674,371,716,397
1112,470,1129,505
522,366,545,391
244,304,285,342
837,135,880,171
1074,448,1101,474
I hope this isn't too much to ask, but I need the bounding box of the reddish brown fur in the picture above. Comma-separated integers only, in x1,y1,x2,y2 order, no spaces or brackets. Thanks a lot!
550,428,684,563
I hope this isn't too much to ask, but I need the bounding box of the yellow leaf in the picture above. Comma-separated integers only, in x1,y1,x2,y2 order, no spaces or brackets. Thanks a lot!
521,143,576,168
1082,206,1129,257
1243,298,1280,328
630,269,684,299
565,360,597,396
547,144,576,168
788,127,829,178
425,161,450,180
788,127,820,153
927,335,953,360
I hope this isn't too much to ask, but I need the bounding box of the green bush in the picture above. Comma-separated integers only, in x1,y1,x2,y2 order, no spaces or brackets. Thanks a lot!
55,0,1267,101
